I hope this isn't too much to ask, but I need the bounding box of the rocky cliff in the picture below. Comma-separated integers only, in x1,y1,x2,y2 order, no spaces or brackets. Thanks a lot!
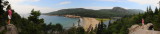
129,23,160,34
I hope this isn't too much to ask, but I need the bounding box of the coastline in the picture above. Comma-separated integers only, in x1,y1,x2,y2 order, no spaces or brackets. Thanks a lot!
47,15,81,18
47,14,100,31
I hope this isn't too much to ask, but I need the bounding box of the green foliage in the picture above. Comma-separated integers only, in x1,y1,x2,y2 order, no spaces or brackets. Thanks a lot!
17,9,44,34
1,0,159,34
28,9,43,24
0,0,4,15
0,0,7,27
154,7,159,15
0,1,84,34
67,27,85,34
76,27,85,34
96,20,106,34
67,27,77,34
54,23,63,31
104,6,160,34
45,8,144,18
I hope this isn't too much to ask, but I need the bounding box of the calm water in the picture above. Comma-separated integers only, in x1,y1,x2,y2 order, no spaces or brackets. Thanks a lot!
20,14,112,29
20,14,79,29
39,15,79,29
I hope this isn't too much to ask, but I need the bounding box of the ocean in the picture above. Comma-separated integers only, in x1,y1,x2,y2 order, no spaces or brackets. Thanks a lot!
20,14,112,29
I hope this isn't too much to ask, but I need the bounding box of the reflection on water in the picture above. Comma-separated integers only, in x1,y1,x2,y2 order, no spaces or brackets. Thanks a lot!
20,14,114,29
39,15,79,29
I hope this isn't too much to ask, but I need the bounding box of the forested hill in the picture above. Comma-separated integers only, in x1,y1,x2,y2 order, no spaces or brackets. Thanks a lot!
45,7,144,18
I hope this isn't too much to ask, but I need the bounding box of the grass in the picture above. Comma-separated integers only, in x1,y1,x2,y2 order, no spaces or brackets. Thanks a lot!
96,18,110,22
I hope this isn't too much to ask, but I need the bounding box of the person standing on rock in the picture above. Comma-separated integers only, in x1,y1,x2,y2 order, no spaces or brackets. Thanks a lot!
6,5,12,24
142,18,144,25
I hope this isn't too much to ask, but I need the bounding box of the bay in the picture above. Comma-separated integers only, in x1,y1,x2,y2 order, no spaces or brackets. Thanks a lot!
39,15,79,29
20,14,112,29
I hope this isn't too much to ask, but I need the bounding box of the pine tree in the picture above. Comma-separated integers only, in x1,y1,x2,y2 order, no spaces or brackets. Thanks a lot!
147,7,149,12
148,6,153,15
76,27,85,34
0,0,8,26
154,7,159,15
0,0,4,26
28,9,44,24
144,6,154,23
0,0,4,14
96,20,106,34
159,7,160,12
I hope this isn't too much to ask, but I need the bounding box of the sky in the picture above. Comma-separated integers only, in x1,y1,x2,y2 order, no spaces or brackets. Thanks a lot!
6,0,160,14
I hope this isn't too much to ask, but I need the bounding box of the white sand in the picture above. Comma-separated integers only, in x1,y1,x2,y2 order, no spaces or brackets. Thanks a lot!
80,17,99,31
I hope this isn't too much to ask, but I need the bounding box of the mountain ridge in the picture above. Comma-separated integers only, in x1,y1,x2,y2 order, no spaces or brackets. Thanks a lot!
44,7,144,18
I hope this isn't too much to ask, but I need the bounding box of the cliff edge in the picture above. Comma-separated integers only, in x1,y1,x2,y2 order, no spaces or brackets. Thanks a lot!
129,23,160,34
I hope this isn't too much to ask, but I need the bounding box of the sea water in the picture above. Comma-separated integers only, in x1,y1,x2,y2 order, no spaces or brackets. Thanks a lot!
20,14,111,29
39,15,79,29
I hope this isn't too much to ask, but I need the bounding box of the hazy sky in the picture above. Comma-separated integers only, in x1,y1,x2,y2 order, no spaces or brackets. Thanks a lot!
7,0,160,14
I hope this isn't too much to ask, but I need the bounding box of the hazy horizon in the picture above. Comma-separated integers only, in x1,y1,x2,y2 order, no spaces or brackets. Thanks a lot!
7,0,160,14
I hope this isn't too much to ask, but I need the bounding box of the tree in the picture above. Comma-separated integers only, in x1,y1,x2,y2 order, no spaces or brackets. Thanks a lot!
20,9,44,34
148,6,153,15
144,6,154,23
76,27,85,34
28,9,44,24
153,7,160,31
152,15,160,31
55,23,63,31
0,0,5,15
147,7,149,12
159,7,160,12
67,27,77,34
96,20,106,34
154,7,159,15
0,0,8,26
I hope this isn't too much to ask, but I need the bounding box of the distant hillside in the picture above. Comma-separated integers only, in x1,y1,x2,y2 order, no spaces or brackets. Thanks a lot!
45,7,144,18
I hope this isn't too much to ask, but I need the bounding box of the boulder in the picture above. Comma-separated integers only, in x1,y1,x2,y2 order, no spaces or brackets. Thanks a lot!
5,24,18,34
128,23,160,34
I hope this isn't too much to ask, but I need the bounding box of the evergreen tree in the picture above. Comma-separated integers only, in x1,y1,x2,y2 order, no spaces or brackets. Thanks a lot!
144,6,154,23
28,9,44,24
54,23,63,31
0,0,8,26
0,0,4,15
148,6,153,15
96,20,106,34
153,7,160,31
154,7,159,15
147,7,149,12
159,7,160,12
23,9,44,34
76,27,85,34
67,27,77,34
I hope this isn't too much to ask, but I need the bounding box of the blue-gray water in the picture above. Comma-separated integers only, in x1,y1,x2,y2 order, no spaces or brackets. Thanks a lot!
20,14,79,29
20,14,113,29
39,15,79,29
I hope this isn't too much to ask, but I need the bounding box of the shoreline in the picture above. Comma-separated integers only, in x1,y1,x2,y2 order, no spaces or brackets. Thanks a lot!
46,15,100,31
80,17,100,31
47,15,81,18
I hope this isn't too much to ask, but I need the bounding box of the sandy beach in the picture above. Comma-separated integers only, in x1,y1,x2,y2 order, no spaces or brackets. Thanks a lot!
47,15,100,31
80,17,100,31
